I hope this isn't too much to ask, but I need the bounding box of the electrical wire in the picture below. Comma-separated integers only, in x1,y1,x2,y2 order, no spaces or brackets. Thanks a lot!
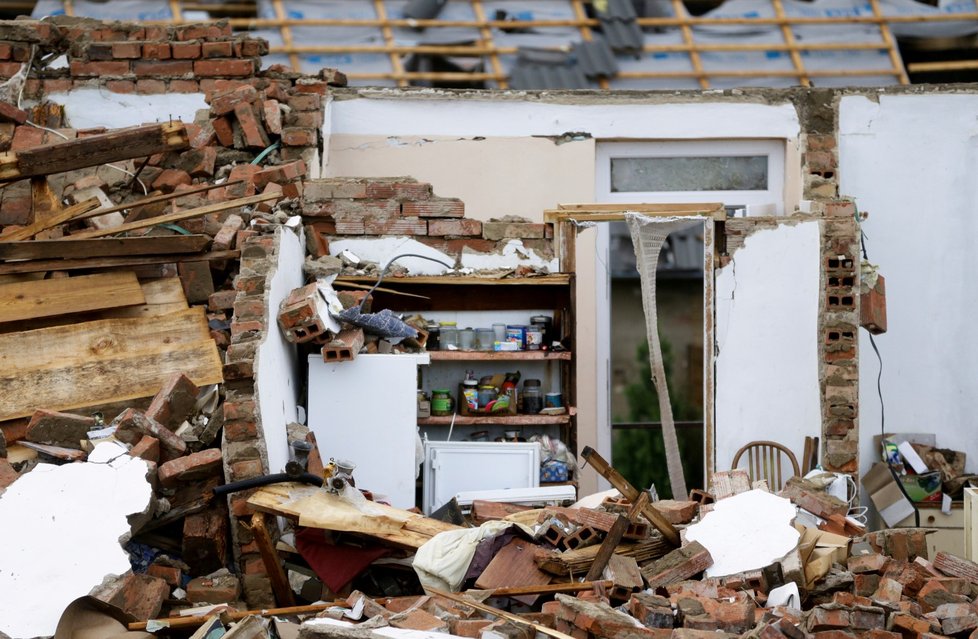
859,203,919,526
358,252,455,312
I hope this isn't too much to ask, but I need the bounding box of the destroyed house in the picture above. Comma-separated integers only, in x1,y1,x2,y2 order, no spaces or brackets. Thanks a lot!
0,8,974,639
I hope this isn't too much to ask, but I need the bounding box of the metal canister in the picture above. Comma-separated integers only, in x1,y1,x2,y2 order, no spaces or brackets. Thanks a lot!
530,315,553,348
525,325,543,350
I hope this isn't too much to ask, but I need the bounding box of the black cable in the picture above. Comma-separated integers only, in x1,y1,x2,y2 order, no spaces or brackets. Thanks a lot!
358,252,455,312
861,213,919,526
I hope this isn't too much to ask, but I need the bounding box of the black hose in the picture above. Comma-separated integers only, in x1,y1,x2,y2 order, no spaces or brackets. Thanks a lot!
213,471,323,497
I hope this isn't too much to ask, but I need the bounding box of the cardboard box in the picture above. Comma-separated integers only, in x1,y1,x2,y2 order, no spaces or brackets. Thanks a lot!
861,462,916,527
795,523,850,588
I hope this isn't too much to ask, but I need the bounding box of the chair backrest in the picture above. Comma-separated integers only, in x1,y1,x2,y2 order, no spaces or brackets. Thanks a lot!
731,441,801,491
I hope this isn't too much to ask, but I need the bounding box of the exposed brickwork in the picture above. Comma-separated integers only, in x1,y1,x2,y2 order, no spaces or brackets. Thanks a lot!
817,207,861,477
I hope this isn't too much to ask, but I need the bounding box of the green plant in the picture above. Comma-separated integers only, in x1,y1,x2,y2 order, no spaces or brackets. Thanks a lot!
612,340,704,499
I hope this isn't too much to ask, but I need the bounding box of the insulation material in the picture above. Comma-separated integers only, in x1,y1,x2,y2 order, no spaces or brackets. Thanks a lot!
0,442,153,639
684,489,800,577
626,213,700,499
32,0,172,20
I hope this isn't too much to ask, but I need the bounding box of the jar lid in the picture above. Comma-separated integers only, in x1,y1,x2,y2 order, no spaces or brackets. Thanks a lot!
439,321,457,327
433,388,451,393
524,379,542,387
530,315,552,323
463,380,478,387
478,385,496,390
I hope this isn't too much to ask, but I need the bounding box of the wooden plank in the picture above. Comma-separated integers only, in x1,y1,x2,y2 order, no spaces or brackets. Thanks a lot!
426,588,575,639
580,446,680,546
475,537,552,605
0,235,211,261
16,440,87,461
128,603,347,632
65,192,280,240
429,351,571,361
0,340,222,421
74,180,244,221
476,580,613,598
0,249,238,275
0,307,209,372
0,271,145,323
0,197,100,243
250,512,297,607
584,515,630,582
336,274,571,286
0,122,189,183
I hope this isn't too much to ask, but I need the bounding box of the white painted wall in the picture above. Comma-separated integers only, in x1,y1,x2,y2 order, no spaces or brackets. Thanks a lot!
255,227,306,476
55,87,208,129
327,94,804,493
840,94,978,476
715,220,822,471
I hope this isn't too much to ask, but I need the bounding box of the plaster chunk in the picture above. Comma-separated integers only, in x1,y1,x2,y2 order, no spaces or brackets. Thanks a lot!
0,441,154,639
684,488,799,578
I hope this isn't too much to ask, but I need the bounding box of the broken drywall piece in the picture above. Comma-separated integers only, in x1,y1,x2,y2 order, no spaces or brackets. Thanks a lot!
0,441,153,639
684,489,799,578
459,239,558,273
330,237,455,275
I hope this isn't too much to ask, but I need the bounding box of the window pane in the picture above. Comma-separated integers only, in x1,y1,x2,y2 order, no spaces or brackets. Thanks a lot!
611,155,768,192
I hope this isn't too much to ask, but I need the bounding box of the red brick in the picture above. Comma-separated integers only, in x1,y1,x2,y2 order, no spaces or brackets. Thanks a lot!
183,506,229,576
224,419,258,442
194,58,256,78
146,373,199,430
889,614,931,639
0,101,28,125
402,198,464,218
171,41,202,59
152,168,192,193
158,448,223,488
146,563,182,588
201,41,234,58
129,435,160,464
142,42,171,60
281,127,317,147
293,80,329,95
230,459,264,481
0,43,10,60
240,39,268,57
169,79,199,93
70,60,130,77
262,99,282,135
808,607,851,632
208,289,238,311
186,574,241,604
233,102,270,149
135,79,167,94
42,78,72,94
363,216,427,235
284,110,323,128
286,93,321,111
427,218,481,237
176,23,231,40
112,41,142,59
208,84,258,116
112,408,187,461
101,573,169,621
390,609,448,632
0,62,24,78
849,554,890,574
104,79,135,94
179,146,217,177
132,59,193,77
0,459,19,489
449,619,492,637
253,160,306,189
211,116,234,147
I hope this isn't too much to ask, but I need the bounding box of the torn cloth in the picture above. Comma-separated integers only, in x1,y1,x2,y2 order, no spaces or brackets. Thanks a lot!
412,519,535,592
295,528,391,593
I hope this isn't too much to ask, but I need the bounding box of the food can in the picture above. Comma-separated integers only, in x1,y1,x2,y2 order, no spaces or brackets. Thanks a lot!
526,325,543,350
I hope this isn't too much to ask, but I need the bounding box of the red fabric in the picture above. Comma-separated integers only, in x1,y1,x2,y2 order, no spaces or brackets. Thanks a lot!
295,527,390,592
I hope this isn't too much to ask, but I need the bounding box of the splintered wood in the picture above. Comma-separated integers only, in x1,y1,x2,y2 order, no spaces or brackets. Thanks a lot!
0,271,145,323
0,290,223,421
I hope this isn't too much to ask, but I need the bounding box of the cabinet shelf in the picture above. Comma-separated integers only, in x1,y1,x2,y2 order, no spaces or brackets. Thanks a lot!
428,350,571,361
419,413,572,426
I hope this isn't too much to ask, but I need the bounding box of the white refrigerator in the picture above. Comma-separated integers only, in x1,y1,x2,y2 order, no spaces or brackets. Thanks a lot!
307,353,429,509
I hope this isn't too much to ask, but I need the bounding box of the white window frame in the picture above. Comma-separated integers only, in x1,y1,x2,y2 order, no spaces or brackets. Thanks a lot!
596,139,787,215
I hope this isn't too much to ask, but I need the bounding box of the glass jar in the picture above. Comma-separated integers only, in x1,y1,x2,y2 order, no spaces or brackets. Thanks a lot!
431,389,454,416
526,325,543,350
475,328,494,351
426,322,440,351
440,326,458,350
462,379,479,411
458,328,476,351
522,378,543,414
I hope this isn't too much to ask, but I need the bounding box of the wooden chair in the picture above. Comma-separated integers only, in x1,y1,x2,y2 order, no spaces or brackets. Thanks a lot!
731,441,801,492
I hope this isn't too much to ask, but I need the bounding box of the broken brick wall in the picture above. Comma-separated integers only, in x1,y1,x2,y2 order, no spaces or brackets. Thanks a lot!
301,177,555,270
